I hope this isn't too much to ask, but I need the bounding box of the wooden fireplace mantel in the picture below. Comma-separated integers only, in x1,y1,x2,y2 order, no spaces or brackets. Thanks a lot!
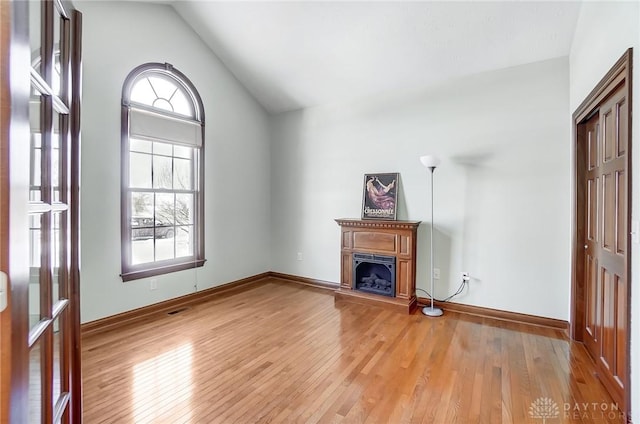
335,219,421,313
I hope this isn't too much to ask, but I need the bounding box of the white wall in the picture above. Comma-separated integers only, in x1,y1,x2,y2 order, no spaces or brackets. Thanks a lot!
569,1,640,419
270,57,570,320
78,1,271,323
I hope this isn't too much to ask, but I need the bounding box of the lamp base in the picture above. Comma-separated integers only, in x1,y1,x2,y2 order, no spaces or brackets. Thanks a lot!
421,306,443,317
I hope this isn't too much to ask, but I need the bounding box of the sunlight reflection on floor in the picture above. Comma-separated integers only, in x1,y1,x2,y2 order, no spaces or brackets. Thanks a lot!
132,343,193,423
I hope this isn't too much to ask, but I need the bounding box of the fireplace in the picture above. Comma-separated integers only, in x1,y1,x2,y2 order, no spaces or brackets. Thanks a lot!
353,253,396,297
335,219,420,313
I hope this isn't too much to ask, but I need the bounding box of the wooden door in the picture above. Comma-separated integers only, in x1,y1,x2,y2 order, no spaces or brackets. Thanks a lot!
575,51,631,414
591,86,629,407
0,1,82,423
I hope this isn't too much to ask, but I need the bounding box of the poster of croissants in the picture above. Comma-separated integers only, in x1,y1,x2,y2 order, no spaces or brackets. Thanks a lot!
361,173,399,220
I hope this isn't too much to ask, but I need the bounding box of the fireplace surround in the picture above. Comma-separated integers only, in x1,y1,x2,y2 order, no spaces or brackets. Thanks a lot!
335,219,420,313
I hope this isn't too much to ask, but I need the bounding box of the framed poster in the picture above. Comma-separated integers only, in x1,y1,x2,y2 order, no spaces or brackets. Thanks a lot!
361,173,399,220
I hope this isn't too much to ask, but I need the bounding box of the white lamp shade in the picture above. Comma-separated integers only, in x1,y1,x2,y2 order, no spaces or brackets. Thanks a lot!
420,155,441,168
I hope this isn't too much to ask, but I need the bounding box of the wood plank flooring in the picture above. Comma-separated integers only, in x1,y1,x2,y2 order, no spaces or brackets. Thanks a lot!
82,279,625,423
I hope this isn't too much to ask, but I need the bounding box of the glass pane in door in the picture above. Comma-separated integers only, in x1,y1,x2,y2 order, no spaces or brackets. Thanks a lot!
29,0,42,76
53,318,65,420
52,111,62,203
29,214,42,329
52,212,62,305
29,338,43,424
52,11,62,96
29,94,42,203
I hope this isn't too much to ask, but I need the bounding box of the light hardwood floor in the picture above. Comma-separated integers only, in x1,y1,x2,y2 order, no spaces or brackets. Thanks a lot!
82,279,625,423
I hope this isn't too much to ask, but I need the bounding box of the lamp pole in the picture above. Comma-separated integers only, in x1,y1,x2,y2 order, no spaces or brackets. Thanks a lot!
420,155,443,317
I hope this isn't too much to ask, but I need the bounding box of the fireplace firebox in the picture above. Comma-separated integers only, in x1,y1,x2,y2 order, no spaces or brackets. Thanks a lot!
353,253,396,297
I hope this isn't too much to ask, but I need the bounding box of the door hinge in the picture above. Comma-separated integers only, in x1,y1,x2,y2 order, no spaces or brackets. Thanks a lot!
0,272,7,312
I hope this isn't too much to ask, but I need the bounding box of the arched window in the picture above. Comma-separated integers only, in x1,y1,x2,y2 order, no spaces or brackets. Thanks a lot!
121,63,205,281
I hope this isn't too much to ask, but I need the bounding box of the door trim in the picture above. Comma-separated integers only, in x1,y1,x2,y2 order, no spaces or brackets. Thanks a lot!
69,10,83,422
571,48,632,419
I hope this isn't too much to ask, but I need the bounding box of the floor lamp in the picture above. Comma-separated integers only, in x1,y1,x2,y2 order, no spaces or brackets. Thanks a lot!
420,155,443,317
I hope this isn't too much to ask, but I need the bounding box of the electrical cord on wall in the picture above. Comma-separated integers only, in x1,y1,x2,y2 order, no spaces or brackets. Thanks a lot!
193,225,199,293
416,277,467,303
193,245,199,293
193,264,198,293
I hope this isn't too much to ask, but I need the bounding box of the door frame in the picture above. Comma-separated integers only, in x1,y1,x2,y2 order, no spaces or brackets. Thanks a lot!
571,48,632,418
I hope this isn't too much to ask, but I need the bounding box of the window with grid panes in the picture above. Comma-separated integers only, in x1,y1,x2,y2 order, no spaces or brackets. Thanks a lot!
121,63,205,281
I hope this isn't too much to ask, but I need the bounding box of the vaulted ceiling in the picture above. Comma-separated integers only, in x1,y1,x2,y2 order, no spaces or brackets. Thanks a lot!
172,1,581,114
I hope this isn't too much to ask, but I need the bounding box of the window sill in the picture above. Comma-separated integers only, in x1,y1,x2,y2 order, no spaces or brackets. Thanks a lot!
121,259,206,282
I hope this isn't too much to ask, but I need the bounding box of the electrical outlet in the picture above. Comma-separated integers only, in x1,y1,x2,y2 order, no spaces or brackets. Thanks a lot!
297,252,303,261
462,272,470,281
150,279,158,290
433,268,440,279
